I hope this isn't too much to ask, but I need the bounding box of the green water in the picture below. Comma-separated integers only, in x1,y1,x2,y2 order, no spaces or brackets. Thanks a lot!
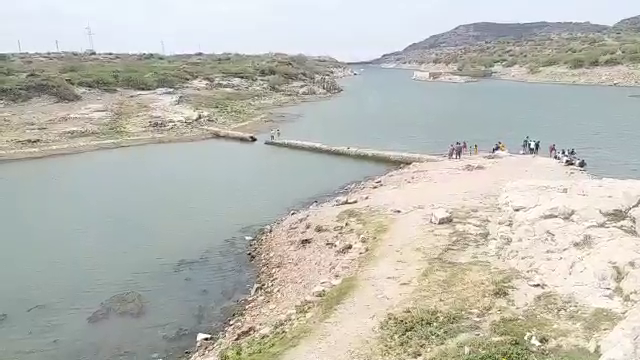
1,67,638,360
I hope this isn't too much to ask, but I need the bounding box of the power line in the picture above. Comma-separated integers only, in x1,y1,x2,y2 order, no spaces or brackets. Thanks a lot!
85,23,95,51
55,40,60,52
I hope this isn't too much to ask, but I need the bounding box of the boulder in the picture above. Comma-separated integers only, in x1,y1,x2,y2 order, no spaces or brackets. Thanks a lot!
196,333,212,342
334,197,358,206
87,291,145,323
431,209,453,225
600,305,640,360
312,286,327,297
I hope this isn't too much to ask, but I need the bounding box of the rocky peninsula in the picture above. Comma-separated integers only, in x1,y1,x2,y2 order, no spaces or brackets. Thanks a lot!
190,153,640,360
0,53,355,161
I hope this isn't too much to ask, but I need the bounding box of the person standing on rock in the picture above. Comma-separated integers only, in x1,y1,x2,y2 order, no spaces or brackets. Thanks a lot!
276,128,281,138
534,140,540,155
474,144,478,155
462,141,468,155
448,144,454,159
454,142,463,159
549,144,556,158
522,136,529,154
270,129,275,141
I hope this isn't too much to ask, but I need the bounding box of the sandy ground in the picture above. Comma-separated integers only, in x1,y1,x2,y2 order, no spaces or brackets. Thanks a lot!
190,152,640,360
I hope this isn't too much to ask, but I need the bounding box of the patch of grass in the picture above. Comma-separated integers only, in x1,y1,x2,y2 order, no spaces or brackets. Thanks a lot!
219,277,357,360
335,208,390,254
377,308,473,358
582,308,622,334
419,260,516,312
432,337,599,360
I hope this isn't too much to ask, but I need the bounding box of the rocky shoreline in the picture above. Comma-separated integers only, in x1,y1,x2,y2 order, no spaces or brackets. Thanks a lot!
0,67,356,162
189,154,640,360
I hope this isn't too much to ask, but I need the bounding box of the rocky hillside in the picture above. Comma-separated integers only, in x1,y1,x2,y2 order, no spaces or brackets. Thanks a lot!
613,15,640,32
373,15,640,71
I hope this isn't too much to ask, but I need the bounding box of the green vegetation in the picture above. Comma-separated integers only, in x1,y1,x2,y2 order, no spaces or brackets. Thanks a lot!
219,277,357,360
408,31,640,72
370,258,620,360
0,52,343,102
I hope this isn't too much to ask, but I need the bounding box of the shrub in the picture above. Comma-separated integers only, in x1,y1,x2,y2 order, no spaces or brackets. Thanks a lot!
267,74,286,89
600,55,623,66
566,56,586,69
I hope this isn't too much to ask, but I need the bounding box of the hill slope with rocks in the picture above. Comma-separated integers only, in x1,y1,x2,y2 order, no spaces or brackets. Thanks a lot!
372,15,640,86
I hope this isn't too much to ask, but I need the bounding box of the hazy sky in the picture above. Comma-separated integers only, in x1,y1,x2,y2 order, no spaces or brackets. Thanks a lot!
1,0,639,61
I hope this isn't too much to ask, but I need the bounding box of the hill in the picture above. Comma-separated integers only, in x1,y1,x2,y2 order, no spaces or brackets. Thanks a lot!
372,16,640,72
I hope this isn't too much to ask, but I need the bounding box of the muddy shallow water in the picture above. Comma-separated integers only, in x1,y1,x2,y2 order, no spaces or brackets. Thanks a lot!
1,67,639,360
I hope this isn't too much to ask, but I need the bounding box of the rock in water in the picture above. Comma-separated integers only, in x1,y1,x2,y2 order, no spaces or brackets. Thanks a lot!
0,313,7,323
87,291,145,323
431,209,453,225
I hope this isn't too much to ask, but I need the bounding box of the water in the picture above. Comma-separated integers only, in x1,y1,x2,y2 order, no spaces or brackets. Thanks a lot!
0,142,389,360
280,67,640,179
1,67,639,360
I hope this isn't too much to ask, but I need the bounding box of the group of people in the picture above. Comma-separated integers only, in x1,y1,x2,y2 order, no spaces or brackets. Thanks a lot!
269,128,281,140
521,136,541,155
491,142,506,153
448,141,478,159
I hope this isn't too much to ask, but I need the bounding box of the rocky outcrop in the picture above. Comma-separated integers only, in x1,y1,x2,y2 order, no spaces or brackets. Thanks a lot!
613,15,640,32
87,291,146,323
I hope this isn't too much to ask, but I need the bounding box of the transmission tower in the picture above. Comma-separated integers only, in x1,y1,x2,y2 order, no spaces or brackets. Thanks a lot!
85,23,95,51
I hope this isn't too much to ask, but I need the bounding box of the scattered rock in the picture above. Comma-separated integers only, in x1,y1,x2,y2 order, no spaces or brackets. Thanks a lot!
430,209,453,225
0,313,7,323
337,243,353,254
258,326,272,337
334,197,358,206
391,208,402,214
314,224,329,233
250,284,261,297
87,291,145,323
299,237,313,246
330,279,343,287
196,333,212,342
162,327,191,342
233,325,256,341
527,278,545,288
312,286,327,297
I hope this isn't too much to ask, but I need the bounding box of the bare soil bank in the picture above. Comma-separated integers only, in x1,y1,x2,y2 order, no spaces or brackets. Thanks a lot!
191,154,640,360
0,68,354,162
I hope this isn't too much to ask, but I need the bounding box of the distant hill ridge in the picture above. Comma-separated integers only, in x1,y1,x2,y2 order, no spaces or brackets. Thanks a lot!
372,15,640,66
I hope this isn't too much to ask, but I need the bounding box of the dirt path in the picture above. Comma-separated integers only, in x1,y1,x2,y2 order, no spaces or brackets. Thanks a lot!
281,156,581,360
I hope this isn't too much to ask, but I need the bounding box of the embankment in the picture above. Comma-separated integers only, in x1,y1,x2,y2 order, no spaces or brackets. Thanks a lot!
191,154,640,360
0,129,257,163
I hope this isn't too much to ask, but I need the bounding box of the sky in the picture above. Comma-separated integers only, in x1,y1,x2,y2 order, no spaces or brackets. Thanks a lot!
1,0,640,62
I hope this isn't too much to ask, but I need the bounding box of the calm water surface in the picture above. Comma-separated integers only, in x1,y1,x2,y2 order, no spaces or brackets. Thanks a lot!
1,67,639,360
281,67,640,178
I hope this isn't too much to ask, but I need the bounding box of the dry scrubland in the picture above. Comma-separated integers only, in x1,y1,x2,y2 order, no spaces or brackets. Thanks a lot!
0,52,353,159
191,155,640,360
